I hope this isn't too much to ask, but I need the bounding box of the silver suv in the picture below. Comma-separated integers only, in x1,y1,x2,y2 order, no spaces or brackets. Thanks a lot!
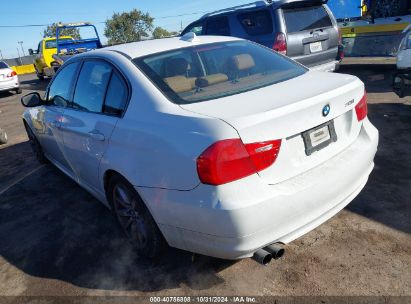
182,0,343,72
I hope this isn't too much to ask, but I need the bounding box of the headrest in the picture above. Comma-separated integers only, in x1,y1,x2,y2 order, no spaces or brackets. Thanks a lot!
231,54,255,71
165,58,189,77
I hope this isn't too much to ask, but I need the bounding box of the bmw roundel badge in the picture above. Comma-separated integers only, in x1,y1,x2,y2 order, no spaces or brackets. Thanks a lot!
322,104,331,117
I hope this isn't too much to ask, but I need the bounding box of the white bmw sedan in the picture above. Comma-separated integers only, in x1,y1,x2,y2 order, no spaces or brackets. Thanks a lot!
21,35,378,263
0,61,21,94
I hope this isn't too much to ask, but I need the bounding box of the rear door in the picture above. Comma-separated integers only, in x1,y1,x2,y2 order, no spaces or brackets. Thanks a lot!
281,4,339,67
60,59,129,192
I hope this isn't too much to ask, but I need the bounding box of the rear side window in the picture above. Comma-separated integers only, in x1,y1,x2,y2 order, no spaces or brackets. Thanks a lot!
73,61,112,112
283,6,332,33
183,21,204,36
0,62,8,69
48,62,80,107
238,10,273,36
206,17,230,36
104,72,128,116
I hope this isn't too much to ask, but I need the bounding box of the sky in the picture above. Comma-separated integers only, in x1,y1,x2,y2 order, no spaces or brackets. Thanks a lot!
0,0,253,59
0,0,360,59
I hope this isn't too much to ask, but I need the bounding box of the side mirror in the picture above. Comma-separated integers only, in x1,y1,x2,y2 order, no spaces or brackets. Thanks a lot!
28,49,34,55
21,92,43,107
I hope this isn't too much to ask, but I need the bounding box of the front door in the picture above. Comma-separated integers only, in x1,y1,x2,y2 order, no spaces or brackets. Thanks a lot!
38,61,80,170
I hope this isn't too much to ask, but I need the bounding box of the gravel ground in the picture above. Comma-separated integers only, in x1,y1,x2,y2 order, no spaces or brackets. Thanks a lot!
0,66,410,299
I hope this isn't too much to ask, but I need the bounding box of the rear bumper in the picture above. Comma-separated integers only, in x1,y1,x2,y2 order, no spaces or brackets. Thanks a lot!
138,118,378,260
309,60,340,72
0,77,19,91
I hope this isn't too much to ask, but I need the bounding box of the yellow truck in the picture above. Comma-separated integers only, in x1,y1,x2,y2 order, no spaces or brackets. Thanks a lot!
29,36,74,80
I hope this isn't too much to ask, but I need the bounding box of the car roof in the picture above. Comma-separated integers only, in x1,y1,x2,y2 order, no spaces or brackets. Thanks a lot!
100,35,242,59
199,0,328,19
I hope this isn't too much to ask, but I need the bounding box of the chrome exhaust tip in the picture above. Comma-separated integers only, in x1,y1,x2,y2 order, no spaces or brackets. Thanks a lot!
264,243,285,260
252,249,272,265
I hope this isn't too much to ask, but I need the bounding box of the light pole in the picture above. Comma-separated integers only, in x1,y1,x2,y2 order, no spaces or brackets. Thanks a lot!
18,41,26,57
0,49,3,60
16,47,22,65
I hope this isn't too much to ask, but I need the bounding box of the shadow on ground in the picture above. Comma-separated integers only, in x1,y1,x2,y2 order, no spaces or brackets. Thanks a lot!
0,102,409,292
19,77,50,92
0,143,233,292
348,102,411,234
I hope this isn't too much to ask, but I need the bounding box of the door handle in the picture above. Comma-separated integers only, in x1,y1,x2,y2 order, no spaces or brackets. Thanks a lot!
88,130,105,141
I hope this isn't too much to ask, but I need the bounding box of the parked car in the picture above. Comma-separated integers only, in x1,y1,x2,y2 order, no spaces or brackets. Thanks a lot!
394,24,411,97
182,0,344,72
21,34,378,263
0,61,21,94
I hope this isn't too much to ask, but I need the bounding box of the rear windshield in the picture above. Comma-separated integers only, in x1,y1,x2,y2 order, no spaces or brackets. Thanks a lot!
283,5,333,33
0,62,8,69
133,41,306,104
45,38,74,49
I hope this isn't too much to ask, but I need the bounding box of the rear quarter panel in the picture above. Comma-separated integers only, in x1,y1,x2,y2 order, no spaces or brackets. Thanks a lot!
98,52,239,192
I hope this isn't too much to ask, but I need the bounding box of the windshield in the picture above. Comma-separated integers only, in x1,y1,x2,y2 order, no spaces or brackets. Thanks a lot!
45,38,74,49
133,41,306,104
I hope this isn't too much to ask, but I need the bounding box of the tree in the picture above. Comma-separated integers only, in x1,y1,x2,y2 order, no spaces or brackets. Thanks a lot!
104,9,154,45
153,27,173,39
43,23,81,39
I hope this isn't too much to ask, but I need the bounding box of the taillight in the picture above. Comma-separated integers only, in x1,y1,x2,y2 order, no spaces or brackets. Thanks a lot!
355,91,368,121
197,138,281,185
273,32,287,55
337,28,344,60
7,71,17,78
337,45,345,60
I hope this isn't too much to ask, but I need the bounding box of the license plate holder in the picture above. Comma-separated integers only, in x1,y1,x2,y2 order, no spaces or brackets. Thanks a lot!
302,120,337,156
310,41,323,53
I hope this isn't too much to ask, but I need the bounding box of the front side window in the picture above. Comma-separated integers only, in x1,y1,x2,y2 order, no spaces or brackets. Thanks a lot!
73,61,112,112
48,62,80,107
238,10,273,36
134,41,306,104
206,17,230,36
283,6,333,33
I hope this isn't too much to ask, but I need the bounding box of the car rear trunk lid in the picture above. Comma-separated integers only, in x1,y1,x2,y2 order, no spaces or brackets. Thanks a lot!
180,71,365,185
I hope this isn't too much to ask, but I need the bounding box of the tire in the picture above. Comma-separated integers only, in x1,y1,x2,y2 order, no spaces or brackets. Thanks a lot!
35,69,45,81
24,124,48,164
108,175,166,258
15,88,22,94
393,74,406,98
0,129,7,145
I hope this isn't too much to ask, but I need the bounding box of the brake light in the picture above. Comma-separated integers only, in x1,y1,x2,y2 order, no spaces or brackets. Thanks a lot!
197,138,281,185
337,28,344,60
355,92,368,121
273,32,287,55
7,71,17,78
